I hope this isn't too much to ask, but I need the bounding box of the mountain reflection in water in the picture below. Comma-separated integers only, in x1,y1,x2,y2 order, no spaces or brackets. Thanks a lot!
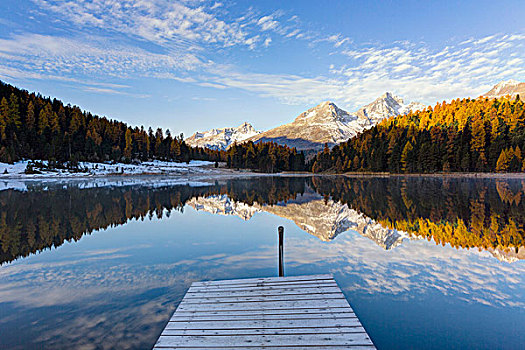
1,176,525,350
1,176,523,265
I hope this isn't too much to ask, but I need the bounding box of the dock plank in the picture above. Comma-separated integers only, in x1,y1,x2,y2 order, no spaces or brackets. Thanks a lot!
161,327,366,336
187,281,339,293
191,274,333,286
164,318,364,330
183,286,343,298
171,312,357,321
153,275,375,349
156,333,374,347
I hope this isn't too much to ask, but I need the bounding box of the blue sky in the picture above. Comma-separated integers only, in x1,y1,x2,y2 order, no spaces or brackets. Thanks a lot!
0,0,524,136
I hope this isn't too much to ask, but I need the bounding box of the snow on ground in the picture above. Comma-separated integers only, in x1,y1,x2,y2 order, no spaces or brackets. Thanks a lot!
0,160,215,178
0,159,308,192
0,160,221,191
0,177,212,192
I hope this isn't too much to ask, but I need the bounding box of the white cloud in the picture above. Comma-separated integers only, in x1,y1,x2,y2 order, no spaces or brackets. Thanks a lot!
195,33,525,109
83,86,150,98
32,0,258,49
0,33,202,94
31,0,304,52
323,34,352,48
257,15,279,31
2,1,523,109
210,2,222,10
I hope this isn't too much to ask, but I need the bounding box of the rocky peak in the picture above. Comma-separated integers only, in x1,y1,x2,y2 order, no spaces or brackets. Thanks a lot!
482,80,525,98
236,122,256,133
381,91,404,103
185,122,261,151
356,92,425,124
295,101,352,123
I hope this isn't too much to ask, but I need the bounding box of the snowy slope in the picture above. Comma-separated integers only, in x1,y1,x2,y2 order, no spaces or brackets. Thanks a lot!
187,192,408,250
0,160,215,178
185,122,260,150
481,80,525,99
356,92,426,125
186,192,523,262
246,93,425,150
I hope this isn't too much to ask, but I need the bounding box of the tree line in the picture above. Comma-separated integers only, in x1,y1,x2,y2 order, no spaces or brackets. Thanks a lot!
0,80,199,163
310,96,525,173
4,79,525,174
1,176,522,264
222,141,306,172
0,80,303,173
0,178,307,264
309,176,524,251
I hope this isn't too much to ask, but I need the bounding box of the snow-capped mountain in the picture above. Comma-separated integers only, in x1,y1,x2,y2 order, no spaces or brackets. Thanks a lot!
186,195,260,220
186,191,408,250
356,92,426,125
185,122,260,150
259,195,408,249
246,93,425,150
482,80,525,99
186,193,523,262
246,101,368,150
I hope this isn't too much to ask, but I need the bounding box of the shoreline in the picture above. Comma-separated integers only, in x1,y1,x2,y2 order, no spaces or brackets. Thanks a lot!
335,172,525,178
1,159,524,181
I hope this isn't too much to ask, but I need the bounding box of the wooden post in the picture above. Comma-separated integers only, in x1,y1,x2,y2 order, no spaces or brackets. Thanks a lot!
278,226,284,277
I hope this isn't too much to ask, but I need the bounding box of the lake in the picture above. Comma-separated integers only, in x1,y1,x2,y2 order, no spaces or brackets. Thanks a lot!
0,176,524,349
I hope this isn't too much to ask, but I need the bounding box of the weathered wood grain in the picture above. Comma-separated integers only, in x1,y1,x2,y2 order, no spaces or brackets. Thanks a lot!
153,275,376,349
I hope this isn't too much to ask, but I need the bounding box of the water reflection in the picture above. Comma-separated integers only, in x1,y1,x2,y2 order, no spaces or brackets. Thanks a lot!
1,176,523,265
0,176,524,349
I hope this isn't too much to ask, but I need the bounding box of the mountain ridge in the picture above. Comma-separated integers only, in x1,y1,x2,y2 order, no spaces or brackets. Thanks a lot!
481,79,525,99
246,93,426,150
187,92,426,151
187,80,524,152
185,122,260,150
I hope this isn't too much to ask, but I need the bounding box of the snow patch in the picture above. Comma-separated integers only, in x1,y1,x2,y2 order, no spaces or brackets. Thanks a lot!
186,122,261,150
0,160,215,179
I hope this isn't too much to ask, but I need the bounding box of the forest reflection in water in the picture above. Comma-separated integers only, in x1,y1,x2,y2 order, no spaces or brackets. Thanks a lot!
1,176,524,350
0,175,524,265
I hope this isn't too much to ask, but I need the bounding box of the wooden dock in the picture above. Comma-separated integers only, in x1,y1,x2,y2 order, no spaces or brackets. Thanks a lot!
153,274,376,349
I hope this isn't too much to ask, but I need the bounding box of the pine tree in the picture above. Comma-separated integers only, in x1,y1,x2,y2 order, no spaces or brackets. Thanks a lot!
401,141,413,173
26,101,35,130
38,103,52,134
124,129,133,159
8,93,21,128
496,149,509,172
170,139,181,160
0,97,8,140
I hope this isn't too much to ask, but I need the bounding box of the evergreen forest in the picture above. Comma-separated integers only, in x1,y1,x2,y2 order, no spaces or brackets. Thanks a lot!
2,80,525,173
311,96,525,173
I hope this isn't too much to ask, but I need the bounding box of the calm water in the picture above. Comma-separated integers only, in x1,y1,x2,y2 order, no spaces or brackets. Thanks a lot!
0,176,524,349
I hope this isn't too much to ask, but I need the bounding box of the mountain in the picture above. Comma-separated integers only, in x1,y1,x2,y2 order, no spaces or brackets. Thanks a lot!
482,79,525,99
246,93,425,150
185,122,260,150
186,193,524,262
187,191,408,250
246,101,367,150
186,194,260,220
311,88,525,173
356,92,426,125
